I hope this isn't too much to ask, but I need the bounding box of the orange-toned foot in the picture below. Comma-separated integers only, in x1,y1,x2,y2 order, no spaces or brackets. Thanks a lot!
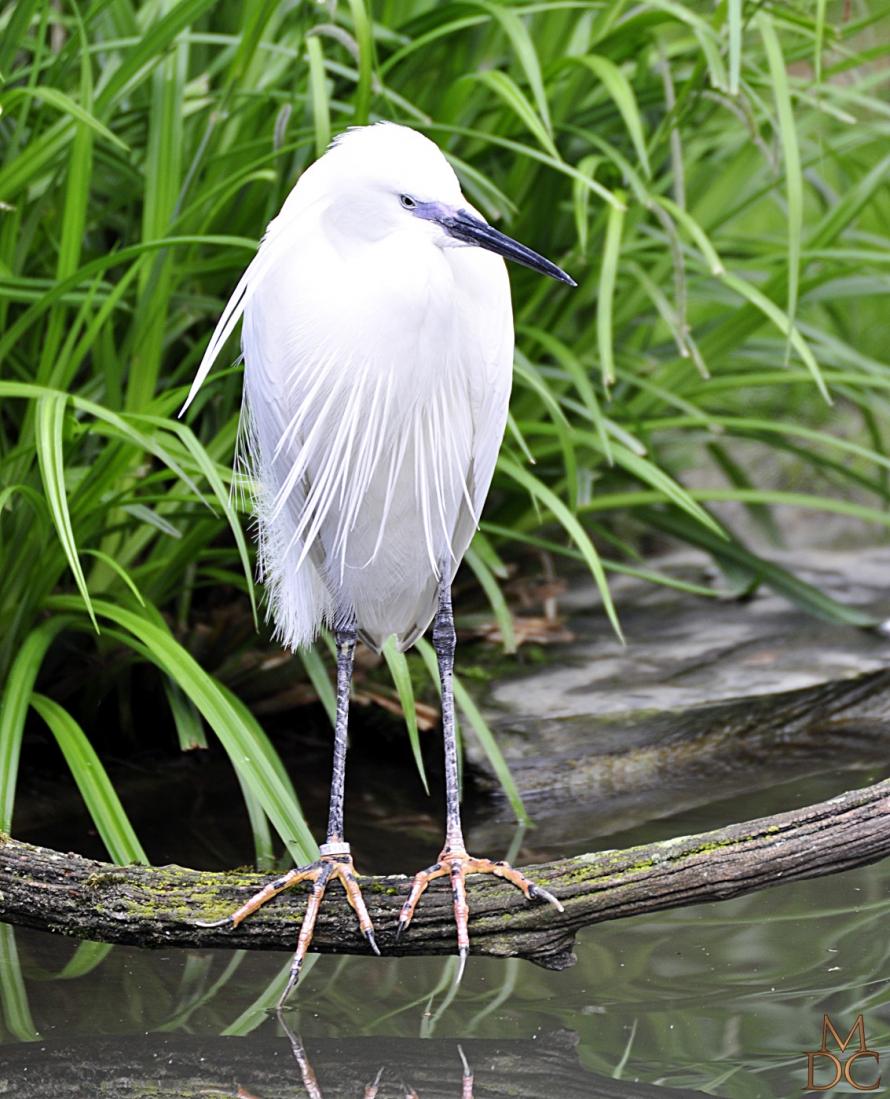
196,842,379,1005
396,846,563,979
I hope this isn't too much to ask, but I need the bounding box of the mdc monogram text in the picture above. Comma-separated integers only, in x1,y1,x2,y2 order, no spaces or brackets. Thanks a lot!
803,1014,881,1092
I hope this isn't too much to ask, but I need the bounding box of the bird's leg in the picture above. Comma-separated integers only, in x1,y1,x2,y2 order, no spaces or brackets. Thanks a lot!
325,617,354,847
397,577,563,976
196,619,379,1006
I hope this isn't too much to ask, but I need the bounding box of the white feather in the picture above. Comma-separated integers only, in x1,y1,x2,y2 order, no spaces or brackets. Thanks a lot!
182,123,514,652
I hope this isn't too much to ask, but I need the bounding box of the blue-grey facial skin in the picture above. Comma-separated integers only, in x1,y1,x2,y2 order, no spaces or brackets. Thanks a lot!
410,199,577,287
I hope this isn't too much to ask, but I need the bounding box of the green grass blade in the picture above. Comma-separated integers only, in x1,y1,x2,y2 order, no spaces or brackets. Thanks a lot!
222,956,318,1036
82,549,146,606
232,767,276,870
647,509,878,627
498,456,623,642
572,153,602,253
94,0,218,110
56,942,115,980
299,644,337,726
597,198,624,388
604,438,726,538
0,0,41,76
466,71,559,159
30,693,149,865
305,34,331,158
479,1,552,136
347,0,374,124
654,196,725,275
134,414,257,624
382,636,429,795
215,681,313,859
34,393,98,631
0,382,204,503
727,0,742,95
2,87,128,152
46,596,317,864
758,12,804,349
814,0,827,82
0,925,39,1042
163,680,208,750
0,620,69,832
417,639,527,824
464,546,517,654
566,56,650,177
720,272,829,402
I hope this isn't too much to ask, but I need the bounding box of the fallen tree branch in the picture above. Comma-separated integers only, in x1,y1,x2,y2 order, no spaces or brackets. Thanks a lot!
1,778,887,969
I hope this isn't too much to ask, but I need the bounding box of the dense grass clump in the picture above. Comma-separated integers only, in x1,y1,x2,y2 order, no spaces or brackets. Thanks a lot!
1,1,889,861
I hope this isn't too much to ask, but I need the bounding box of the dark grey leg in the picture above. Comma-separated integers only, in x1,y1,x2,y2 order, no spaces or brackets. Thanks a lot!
276,616,377,1006
197,613,379,1008
432,576,464,854
431,574,471,971
325,620,356,845
397,571,563,975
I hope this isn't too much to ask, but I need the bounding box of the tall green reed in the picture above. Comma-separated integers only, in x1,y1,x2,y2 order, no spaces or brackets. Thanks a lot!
1,0,888,860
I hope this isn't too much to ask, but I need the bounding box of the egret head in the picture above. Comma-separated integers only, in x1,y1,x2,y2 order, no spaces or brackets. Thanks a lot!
313,123,576,287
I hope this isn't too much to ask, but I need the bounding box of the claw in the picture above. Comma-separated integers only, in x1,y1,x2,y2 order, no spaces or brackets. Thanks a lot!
194,914,235,929
277,954,305,1009
397,860,441,940
455,946,469,986
365,928,381,956
529,883,565,912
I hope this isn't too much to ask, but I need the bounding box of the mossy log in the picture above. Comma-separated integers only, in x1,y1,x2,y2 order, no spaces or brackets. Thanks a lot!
0,778,887,969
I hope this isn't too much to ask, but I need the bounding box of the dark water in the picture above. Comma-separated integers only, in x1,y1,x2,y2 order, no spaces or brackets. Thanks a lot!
1,734,888,1098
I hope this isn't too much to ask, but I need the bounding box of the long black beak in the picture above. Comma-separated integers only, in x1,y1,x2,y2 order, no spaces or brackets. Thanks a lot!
439,208,577,287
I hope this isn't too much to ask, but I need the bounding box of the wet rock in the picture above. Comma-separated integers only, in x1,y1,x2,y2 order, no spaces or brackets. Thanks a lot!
465,547,890,843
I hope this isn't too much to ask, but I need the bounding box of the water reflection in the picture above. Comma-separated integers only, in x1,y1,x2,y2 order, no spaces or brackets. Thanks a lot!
278,1012,468,1099
0,1029,715,1098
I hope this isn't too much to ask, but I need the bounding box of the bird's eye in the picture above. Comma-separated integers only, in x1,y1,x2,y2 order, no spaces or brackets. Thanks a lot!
399,194,417,210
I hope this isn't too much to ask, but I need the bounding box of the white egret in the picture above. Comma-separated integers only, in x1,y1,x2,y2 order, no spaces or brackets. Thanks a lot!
182,122,574,1002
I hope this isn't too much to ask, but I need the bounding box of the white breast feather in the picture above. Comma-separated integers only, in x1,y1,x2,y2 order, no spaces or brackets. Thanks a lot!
183,177,513,653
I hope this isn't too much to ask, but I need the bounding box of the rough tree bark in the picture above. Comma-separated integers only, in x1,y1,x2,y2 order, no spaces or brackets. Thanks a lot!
1,778,887,969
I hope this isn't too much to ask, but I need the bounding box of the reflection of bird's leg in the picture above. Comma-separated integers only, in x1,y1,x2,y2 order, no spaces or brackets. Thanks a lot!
196,619,379,1006
288,1034,323,1099
277,1011,323,1099
400,1047,471,1099
458,1045,474,1099
363,1067,384,1099
278,1009,384,1099
398,575,563,977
